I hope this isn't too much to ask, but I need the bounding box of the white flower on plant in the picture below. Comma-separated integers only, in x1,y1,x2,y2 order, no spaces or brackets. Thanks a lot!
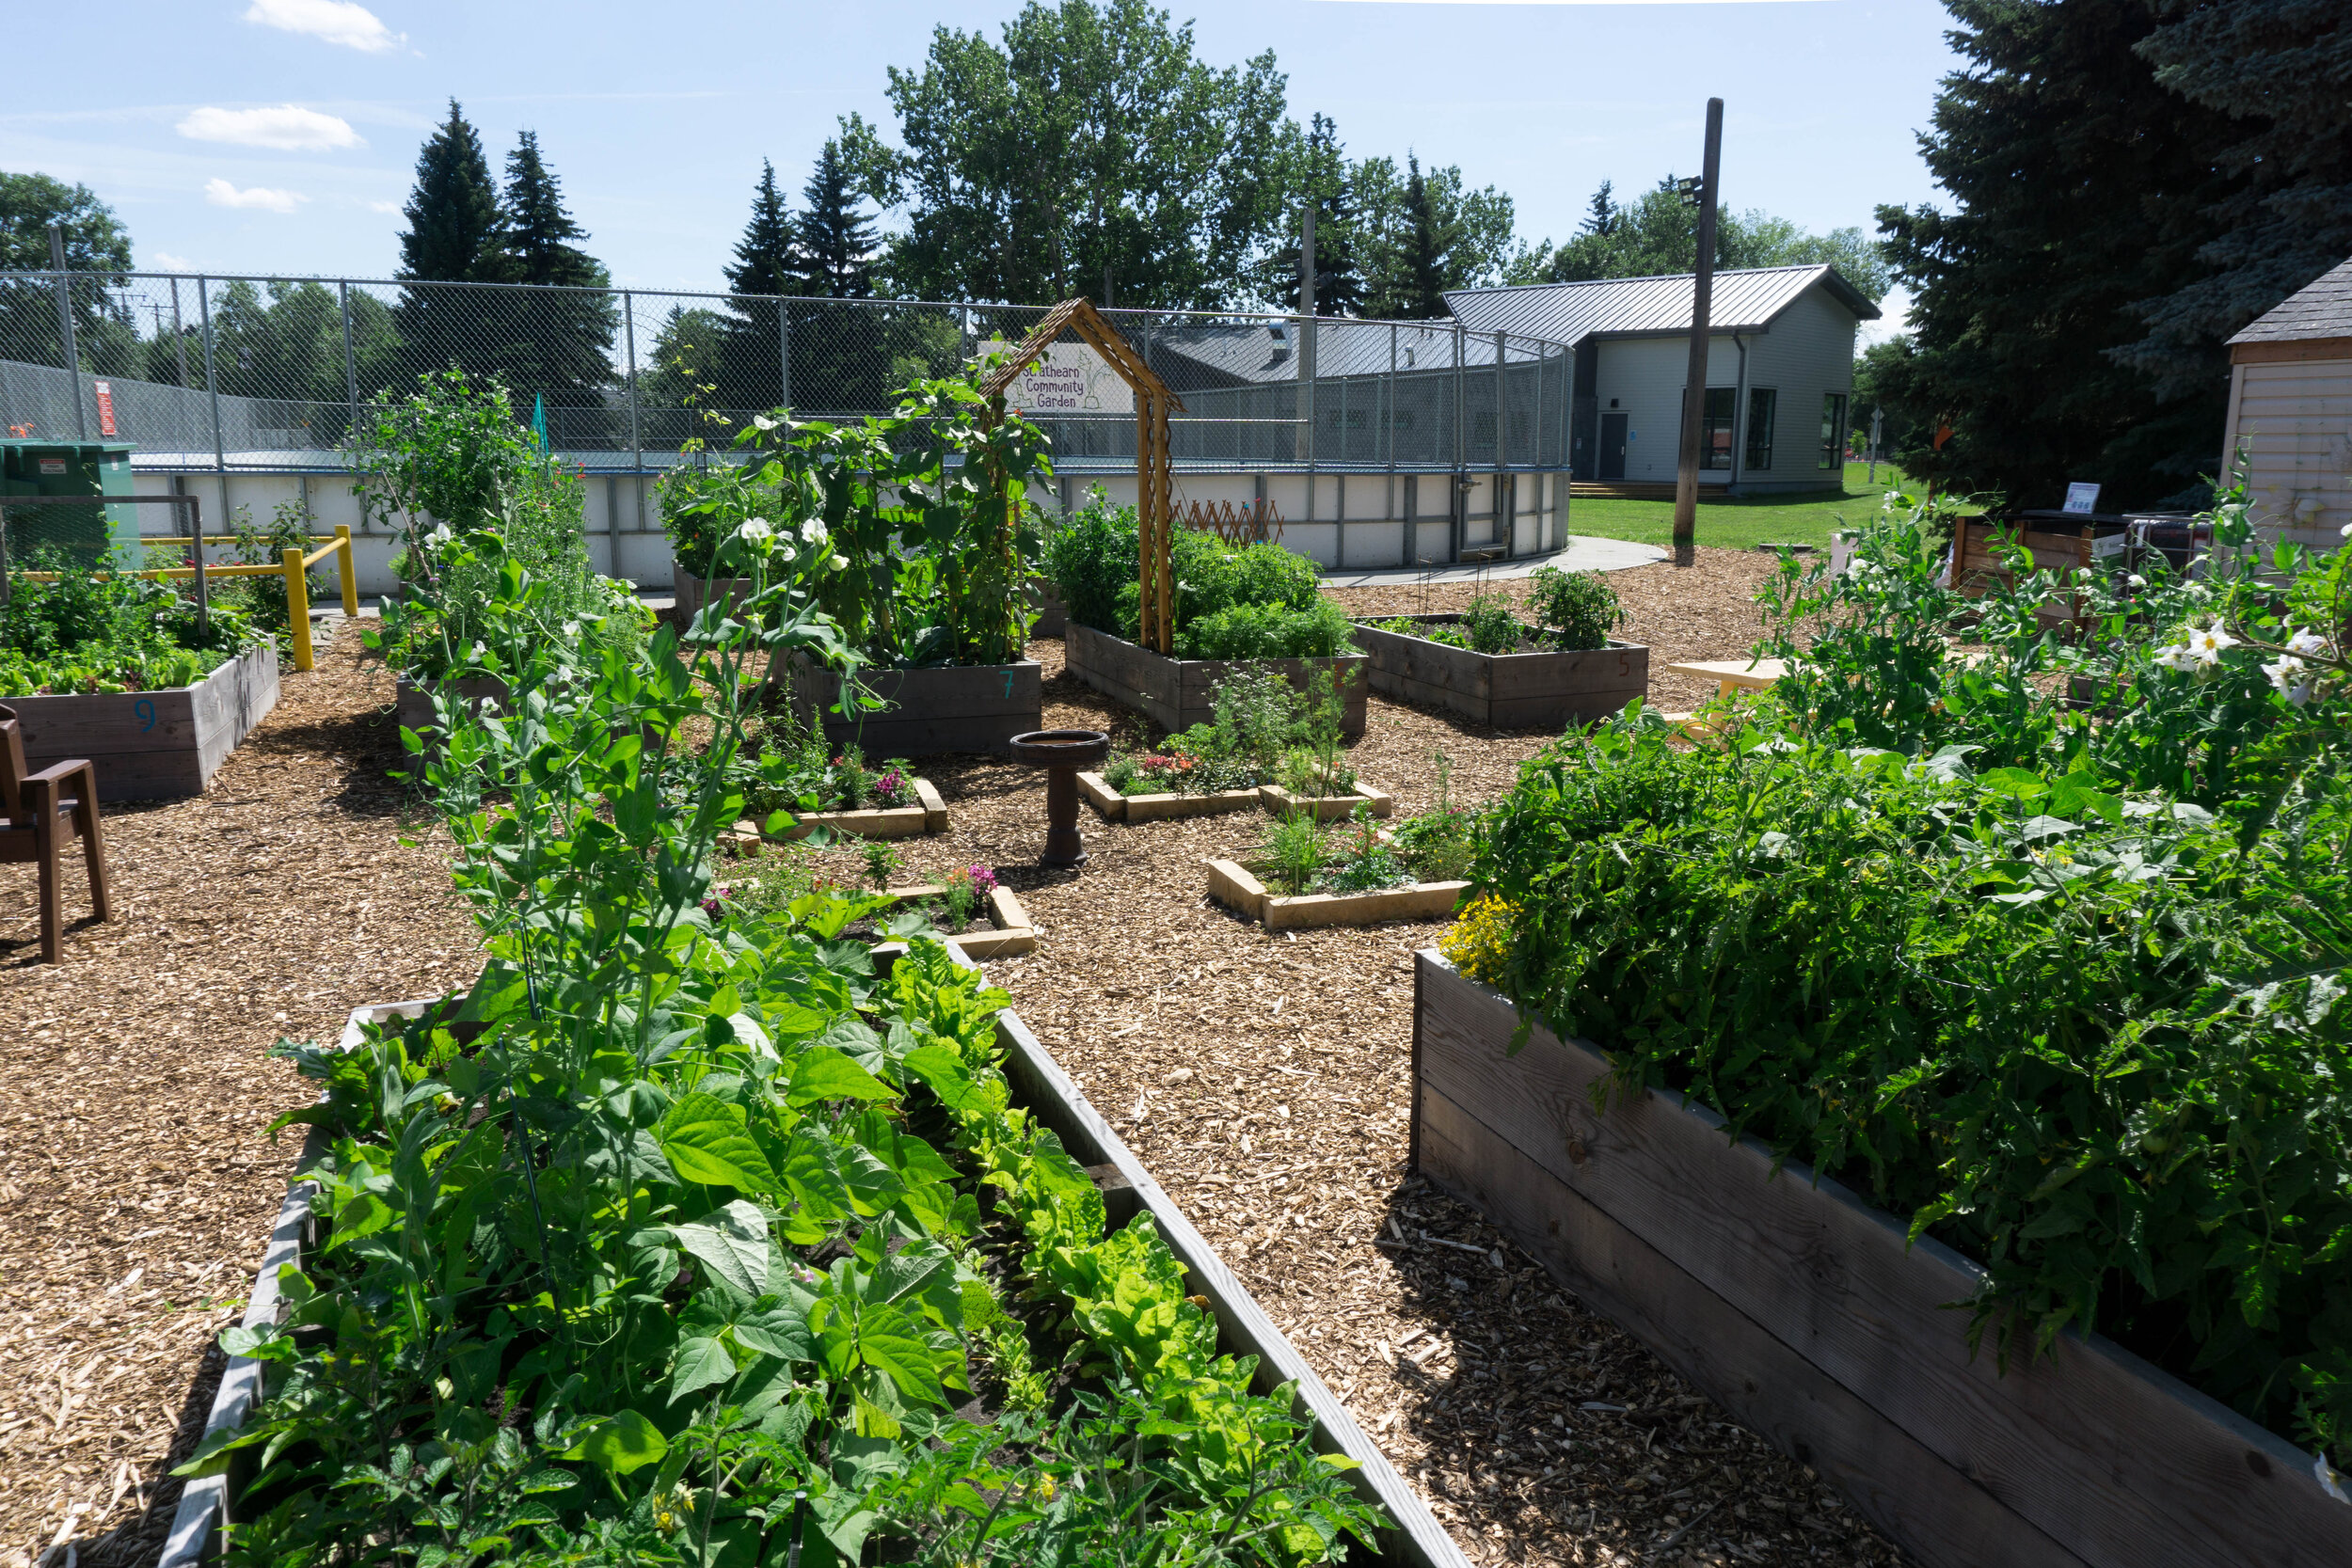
737,516,775,545
427,523,453,546
829,554,849,571
2154,641,2203,673
798,520,827,546
2264,656,2312,704
2188,625,2237,660
2127,573,2147,589
561,620,580,640
2287,627,2329,658
468,641,487,663
2340,520,2352,540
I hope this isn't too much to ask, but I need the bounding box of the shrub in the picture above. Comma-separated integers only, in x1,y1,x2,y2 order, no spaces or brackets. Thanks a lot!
1041,489,1137,636
0,565,264,696
1175,597,1352,659
1527,565,1623,650
1455,592,1527,655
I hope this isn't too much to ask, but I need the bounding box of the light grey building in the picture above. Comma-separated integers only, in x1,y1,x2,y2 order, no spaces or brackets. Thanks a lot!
1446,264,1881,494
2222,255,2352,546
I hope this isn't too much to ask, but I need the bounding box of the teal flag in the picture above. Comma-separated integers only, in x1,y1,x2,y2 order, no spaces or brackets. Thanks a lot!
532,393,548,451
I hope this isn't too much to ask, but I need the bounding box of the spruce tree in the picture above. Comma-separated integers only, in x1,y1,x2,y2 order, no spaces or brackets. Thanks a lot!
1581,180,1619,239
1395,155,1453,320
395,101,506,385
1876,0,2246,507
2123,0,2352,397
795,141,877,299
398,101,504,283
727,161,799,298
493,130,615,407
1267,114,1365,316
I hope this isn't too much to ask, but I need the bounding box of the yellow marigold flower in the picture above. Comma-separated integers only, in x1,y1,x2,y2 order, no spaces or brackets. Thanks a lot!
1440,895,1517,984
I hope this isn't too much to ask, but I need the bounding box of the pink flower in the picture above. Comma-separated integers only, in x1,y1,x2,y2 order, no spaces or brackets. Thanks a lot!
968,864,999,894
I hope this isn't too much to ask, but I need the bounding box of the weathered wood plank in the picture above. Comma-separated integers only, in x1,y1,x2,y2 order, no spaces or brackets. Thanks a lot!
1258,782,1395,823
1351,620,1649,726
1413,955,2347,1568
1064,624,1369,736
8,646,279,800
1417,1085,2084,1568
787,657,1042,756
1263,880,1465,929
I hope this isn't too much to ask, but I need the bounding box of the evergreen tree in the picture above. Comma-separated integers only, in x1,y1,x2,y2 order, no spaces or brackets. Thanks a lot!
1393,155,1454,320
1266,114,1365,315
398,101,504,283
1580,180,1619,239
491,131,616,411
1876,0,2247,507
726,161,799,298
2122,0,2352,397
794,140,877,299
395,101,506,385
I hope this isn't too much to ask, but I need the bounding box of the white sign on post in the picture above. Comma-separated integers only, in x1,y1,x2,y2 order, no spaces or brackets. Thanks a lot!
2062,482,2102,515
979,341,1134,416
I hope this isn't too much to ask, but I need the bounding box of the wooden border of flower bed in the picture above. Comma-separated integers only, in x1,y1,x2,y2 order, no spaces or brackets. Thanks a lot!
164,986,1473,1568
6,643,278,801
1062,622,1369,737
1408,950,2351,1568
783,654,1043,757
1258,782,1394,823
1350,618,1648,728
719,778,950,849
1076,769,1263,822
872,880,1039,958
1205,857,1469,930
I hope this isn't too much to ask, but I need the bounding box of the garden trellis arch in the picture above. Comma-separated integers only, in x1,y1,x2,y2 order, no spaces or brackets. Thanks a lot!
980,298,1184,654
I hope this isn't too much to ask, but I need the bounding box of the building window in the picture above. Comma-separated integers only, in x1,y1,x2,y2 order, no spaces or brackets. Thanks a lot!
1745,388,1776,471
1681,387,1737,469
1820,393,1848,469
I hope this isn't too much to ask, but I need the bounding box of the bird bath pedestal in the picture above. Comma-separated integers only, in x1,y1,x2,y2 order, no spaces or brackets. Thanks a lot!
1008,729,1112,867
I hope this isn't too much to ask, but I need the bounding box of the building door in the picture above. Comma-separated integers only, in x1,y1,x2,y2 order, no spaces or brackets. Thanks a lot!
1598,412,1629,480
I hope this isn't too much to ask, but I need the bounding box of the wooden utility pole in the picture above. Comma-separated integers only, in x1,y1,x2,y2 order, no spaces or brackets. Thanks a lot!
1671,98,1724,568
1296,202,1316,464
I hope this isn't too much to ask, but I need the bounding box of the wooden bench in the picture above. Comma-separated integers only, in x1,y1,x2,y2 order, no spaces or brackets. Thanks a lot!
0,704,113,961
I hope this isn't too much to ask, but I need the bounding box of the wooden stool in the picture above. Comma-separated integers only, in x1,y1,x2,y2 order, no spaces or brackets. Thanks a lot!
0,704,113,961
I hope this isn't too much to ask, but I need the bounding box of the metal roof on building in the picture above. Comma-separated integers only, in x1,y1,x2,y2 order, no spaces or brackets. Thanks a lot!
2229,257,2352,346
1443,263,1880,345
1148,319,1519,388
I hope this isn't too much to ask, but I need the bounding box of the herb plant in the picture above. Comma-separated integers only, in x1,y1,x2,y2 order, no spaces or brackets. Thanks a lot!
0,562,264,696
1526,565,1624,651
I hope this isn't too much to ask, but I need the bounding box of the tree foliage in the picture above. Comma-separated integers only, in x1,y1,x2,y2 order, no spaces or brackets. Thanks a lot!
795,139,879,300
1263,114,1364,316
726,161,798,298
837,0,1296,309
1875,0,2245,509
1516,174,1892,301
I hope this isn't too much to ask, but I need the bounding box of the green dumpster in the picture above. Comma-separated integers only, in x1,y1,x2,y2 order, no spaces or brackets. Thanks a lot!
0,438,139,566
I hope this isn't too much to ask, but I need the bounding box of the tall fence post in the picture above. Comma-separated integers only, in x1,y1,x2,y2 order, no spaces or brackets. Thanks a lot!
624,291,644,536
168,277,190,388
1497,331,1510,557
338,280,360,474
777,296,791,413
1453,322,1466,562
198,277,230,544
47,226,87,440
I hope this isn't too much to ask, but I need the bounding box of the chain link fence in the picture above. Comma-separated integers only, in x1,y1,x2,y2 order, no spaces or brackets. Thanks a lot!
0,271,1572,481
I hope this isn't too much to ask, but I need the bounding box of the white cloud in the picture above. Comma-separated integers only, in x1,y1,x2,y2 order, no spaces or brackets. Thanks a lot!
242,0,404,53
175,103,362,151
367,198,401,214
205,178,308,214
153,252,195,272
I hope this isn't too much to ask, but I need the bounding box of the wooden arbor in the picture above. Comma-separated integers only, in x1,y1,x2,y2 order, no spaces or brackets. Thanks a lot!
981,299,1185,654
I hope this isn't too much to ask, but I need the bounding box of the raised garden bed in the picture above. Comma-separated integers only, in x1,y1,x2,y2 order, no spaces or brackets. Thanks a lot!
1206,857,1468,930
671,570,751,627
721,775,949,847
165,985,1473,1568
1351,617,1648,728
5,643,278,800
1259,781,1395,823
784,653,1042,756
1063,623,1368,737
871,880,1039,959
1409,950,2349,1568
1077,769,1265,822
391,673,507,739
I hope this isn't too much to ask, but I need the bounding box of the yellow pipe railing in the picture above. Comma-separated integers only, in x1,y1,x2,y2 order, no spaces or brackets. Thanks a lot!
12,525,358,673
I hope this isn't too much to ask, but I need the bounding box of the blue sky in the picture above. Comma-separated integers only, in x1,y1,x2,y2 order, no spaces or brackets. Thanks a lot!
5,0,1959,332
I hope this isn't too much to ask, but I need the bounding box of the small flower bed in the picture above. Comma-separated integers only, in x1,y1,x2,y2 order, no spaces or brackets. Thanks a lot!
0,565,265,697
734,727,924,821
1100,666,1354,799
1362,569,1625,656
1253,793,1471,898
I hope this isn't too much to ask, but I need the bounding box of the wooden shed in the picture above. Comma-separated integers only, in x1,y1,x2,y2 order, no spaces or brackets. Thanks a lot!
2221,257,2352,546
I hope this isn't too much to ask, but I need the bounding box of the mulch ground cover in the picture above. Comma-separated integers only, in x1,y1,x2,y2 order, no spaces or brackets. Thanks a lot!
1,548,1899,1567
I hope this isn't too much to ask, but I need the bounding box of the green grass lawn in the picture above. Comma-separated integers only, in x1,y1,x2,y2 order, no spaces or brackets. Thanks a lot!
1567,462,1952,552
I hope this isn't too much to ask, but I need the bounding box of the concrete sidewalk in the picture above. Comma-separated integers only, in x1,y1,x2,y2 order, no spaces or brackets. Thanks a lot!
1320,534,1664,589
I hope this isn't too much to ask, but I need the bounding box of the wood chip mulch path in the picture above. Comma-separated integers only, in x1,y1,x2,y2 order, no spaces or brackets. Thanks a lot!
0,638,480,1567
3,548,1897,1567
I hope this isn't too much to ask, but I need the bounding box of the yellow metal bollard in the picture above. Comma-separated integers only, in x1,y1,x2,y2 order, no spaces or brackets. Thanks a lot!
283,546,314,672
334,524,358,616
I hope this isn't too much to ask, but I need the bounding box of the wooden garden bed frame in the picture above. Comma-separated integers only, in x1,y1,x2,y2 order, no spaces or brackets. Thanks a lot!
1259,781,1394,824
1077,770,1263,822
721,777,950,848
165,978,1472,1568
1205,857,1468,930
783,655,1043,758
871,880,1039,959
1062,623,1369,737
1409,951,2350,1568
7,643,278,800
1351,617,1648,728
